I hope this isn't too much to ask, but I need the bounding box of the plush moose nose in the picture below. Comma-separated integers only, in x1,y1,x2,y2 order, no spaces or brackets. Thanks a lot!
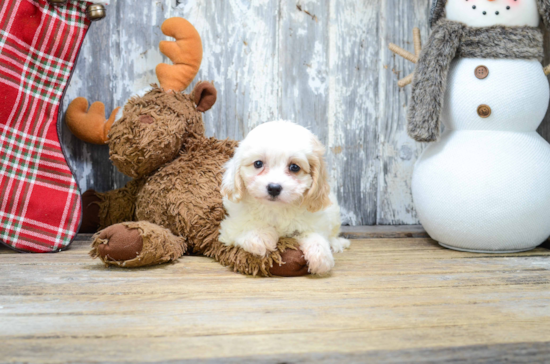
267,183,282,197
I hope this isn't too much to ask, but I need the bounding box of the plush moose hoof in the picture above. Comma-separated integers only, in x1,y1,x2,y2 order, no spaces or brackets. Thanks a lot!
269,248,309,277
80,190,101,233
91,222,186,268
95,225,143,262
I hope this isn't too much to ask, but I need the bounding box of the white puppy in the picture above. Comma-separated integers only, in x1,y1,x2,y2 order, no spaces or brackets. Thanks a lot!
219,120,350,274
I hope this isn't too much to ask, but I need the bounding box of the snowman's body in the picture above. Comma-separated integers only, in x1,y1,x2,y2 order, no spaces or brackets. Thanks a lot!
413,58,550,252
412,0,550,252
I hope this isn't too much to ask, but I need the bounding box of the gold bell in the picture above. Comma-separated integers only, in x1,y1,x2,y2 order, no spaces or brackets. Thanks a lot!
86,4,106,21
48,0,68,5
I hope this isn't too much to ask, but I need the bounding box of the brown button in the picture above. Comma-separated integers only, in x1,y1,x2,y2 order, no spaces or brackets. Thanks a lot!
477,104,492,118
475,65,489,79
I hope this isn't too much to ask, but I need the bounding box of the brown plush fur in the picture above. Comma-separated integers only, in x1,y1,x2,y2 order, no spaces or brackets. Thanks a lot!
208,237,301,276
109,87,205,178
89,84,306,276
136,136,238,254
97,178,145,227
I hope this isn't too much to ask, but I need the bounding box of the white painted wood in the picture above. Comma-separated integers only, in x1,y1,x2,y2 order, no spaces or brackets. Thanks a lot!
377,0,429,225
61,0,550,225
173,0,281,139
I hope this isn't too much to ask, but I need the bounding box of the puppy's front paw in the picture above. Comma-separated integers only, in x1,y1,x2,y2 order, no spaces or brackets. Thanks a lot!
299,234,335,275
236,229,278,257
306,248,334,275
330,237,351,253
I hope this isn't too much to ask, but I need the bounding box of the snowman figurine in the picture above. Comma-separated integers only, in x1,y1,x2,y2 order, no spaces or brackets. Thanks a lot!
390,0,550,253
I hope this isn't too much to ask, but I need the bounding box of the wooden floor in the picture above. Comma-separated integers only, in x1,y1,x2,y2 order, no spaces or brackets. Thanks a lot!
1,227,550,363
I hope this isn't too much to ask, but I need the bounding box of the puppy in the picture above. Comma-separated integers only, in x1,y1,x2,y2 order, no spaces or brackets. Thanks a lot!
219,120,350,274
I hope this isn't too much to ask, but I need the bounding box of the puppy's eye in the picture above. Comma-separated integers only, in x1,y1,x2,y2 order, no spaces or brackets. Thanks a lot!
254,161,264,169
289,164,301,173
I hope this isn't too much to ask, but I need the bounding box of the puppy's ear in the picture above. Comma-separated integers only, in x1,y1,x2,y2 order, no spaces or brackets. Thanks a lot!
221,153,245,202
303,137,332,213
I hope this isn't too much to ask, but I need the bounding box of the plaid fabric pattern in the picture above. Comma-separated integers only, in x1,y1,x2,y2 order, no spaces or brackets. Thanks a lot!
0,0,90,252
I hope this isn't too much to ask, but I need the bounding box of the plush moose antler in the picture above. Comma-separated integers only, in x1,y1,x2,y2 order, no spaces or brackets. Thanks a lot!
388,27,422,87
65,17,203,144
545,64,550,76
65,98,120,144
156,17,203,93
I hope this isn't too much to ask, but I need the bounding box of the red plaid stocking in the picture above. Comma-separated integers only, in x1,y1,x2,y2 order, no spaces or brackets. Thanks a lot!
0,0,91,252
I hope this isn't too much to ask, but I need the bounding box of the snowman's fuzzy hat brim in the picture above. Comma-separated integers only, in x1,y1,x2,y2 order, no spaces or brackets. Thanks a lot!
430,0,550,28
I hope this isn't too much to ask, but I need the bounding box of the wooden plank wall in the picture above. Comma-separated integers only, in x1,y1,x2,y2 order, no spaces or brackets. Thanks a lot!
61,0,550,225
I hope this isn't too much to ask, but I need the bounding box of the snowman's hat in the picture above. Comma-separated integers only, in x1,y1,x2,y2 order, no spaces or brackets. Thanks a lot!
430,0,550,28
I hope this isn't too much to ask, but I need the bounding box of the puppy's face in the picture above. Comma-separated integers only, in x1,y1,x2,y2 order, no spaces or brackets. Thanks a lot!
240,147,312,205
222,121,331,212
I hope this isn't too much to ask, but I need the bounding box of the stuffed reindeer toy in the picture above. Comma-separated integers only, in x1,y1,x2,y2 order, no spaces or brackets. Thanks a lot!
66,18,309,276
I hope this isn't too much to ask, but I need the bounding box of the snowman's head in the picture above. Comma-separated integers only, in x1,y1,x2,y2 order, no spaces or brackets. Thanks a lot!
431,0,550,28
445,0,540,27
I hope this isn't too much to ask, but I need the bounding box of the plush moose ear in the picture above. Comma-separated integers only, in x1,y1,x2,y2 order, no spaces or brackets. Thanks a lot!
193,81,217,112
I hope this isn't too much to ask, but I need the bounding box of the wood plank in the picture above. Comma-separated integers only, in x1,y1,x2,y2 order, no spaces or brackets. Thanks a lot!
341,225,428,239
54,226,550,243
3,224,549,254
327,0,380,225
173,0,281,139
279,0,329,141
2,326,550,363
22,342,542,364
72,225,430,242
1,237,550,362
376,0,428,224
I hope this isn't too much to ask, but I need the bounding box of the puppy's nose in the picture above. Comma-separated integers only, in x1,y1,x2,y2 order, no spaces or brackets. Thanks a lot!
267,183,282,197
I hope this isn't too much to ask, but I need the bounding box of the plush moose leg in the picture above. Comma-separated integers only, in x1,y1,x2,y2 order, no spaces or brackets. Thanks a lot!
90,224,308,276
90,221,186,268
206,237,309,277
80,179,145,233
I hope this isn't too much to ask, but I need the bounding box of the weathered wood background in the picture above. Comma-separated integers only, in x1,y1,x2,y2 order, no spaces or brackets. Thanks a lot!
61,0,550,225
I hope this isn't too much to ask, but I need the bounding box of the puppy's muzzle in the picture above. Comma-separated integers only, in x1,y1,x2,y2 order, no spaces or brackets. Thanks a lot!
267,183,282,197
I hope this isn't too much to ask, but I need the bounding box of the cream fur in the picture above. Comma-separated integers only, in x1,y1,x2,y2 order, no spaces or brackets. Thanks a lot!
219,120,350,274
